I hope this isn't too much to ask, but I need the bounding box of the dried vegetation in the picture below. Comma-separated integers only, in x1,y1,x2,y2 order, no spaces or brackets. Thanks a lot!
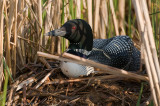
0,0,160,105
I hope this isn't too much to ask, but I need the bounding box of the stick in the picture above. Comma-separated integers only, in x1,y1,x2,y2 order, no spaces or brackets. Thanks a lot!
37,51,149,81
45,75,118,84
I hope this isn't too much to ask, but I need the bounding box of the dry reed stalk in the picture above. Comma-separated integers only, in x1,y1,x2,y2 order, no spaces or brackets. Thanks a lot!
7,80,19,106
24,0,42,29
56,0,61,54
24,0,42,63
44,1,54,51
143,24,159,105
82,0,86,9
18,36,50,53
144,48,158,106
87,0,92,29
17,23,29,66
44,0,52,46
9,0,16,75
35,69,54,89
99,15,105,39
93,0,100,38
99,0,107,39
4,0,12,76
64,0,69,48
16,42,25,66
132,0,160,105
141,0,160,104
118,0,126,35
46,75,118,84
109,0,119,36
50,0,61,54
100,0,108,29
76,0,81,18
23,84,27,105
16,77,36,91
26,69,55,95
143,27,160,100
64,0,69,20
17,0,26,66
141,0,160,81
39,57,52,69
37,0,43,48
8,0,15,37
0,0,5,90
37,51,149,81
13,0,18,79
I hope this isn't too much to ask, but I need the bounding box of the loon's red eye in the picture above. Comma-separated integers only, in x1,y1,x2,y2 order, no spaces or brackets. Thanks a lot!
72,26,76,29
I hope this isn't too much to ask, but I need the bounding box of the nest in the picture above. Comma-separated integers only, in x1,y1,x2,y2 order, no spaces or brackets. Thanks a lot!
6,57,150,106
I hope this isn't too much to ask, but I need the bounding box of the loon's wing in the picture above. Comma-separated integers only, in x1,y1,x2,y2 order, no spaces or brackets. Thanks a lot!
88,36,140,71
92,37,114,49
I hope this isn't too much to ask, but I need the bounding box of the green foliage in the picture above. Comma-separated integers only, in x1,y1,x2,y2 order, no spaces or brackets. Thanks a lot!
42,10,46,25
148,100,154,106
0,57,10,106
136,82,144,106
150,0,160,52
69,0,74,19
42,0,47,5
81,0,83,19
128,0,132,37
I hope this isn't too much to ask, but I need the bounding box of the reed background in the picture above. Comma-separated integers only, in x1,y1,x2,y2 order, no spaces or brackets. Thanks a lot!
0,0,160,105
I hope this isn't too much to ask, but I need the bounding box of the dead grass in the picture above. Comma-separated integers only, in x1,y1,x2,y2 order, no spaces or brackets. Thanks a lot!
6,60,150,106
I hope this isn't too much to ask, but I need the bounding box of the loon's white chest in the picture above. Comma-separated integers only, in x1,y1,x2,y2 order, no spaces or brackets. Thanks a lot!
60,61,94,78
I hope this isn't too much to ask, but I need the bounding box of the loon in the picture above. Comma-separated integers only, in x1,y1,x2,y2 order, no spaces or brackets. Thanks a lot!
45,19,141,77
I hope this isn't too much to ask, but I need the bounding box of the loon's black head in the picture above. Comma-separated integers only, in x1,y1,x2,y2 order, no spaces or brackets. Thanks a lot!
45,19,93,51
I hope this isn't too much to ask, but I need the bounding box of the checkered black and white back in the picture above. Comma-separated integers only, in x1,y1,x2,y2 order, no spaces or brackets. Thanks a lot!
88,36,140,71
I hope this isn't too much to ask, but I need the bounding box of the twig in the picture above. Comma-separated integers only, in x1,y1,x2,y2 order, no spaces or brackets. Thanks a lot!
16,77,36,91
39,57,52,69
23,84,26,106
7,80,19,106
45,75,118,84
27,69,55,95
18,36,50,53
37,51,148,81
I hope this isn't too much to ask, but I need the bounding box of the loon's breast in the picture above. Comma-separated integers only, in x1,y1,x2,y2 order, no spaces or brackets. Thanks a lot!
60,49,94,78
60,61,94,78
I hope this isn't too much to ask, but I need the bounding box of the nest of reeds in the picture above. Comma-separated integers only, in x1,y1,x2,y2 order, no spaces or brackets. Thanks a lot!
7,57,150,106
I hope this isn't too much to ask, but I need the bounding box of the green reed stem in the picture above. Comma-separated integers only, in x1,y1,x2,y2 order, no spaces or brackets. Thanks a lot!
69,0,74,19
136,82,144,106
128,0,132,37
1,58,9,106
81,0,83,19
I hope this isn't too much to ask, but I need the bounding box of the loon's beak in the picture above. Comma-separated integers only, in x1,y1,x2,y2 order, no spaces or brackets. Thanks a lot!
45,27,66,37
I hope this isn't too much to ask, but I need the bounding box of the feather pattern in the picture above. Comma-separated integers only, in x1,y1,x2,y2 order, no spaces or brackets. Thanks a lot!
88,36,140,71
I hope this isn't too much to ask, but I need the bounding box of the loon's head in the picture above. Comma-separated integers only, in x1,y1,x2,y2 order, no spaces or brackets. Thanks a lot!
45,19,93,51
